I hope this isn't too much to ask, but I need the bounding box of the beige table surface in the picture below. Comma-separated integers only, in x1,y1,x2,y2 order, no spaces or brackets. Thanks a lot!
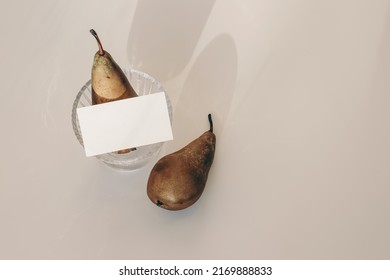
1,0,389,259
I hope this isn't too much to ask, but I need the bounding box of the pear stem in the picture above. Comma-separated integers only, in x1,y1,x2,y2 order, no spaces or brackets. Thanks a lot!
90,29,104,56
208,114,213,132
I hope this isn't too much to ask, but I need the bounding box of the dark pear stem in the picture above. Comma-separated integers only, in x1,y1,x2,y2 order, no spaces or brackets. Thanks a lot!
208,114,213,133
90,29,104,56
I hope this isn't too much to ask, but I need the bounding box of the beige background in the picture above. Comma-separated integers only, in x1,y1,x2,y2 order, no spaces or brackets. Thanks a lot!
0,0,389,259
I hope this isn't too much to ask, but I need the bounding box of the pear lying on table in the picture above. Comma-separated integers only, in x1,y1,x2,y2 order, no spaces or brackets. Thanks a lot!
90,29,137,154
147,114,216,211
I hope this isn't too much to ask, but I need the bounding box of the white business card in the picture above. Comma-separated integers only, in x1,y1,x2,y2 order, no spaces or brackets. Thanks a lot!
77,92,173,157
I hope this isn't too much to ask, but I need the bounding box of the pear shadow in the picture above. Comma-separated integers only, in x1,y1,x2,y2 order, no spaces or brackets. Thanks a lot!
170,33,238,150
126,0,216,82
371,5,390,92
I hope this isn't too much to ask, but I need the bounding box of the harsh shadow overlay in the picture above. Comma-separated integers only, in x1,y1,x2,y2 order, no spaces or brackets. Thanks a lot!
171,33,238,150
126,0,216,82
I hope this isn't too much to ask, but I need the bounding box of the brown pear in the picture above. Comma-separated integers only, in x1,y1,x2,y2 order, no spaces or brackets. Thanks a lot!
147,114,216,211
90,29,137,153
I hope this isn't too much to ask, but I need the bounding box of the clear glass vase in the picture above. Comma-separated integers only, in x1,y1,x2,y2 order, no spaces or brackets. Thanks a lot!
72,68,173,171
